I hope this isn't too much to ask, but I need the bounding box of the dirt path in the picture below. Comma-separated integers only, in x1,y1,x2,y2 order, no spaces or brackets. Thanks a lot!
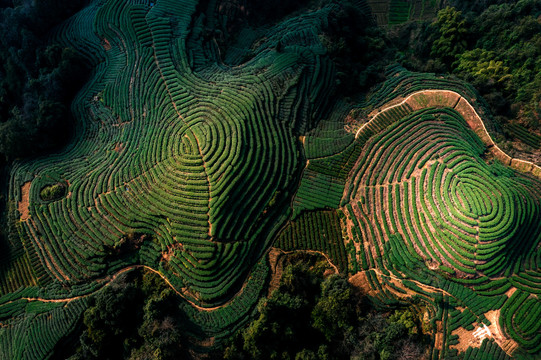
370,268,454,297
6,264,247,312
349,268,454,301
355,89,541,179
278,249,340,274
267,248,284,296
6,247,339,311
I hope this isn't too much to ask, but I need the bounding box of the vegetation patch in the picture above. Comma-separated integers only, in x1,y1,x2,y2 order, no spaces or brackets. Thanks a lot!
218,253,428,360
39,183,66,202
0,1,539,359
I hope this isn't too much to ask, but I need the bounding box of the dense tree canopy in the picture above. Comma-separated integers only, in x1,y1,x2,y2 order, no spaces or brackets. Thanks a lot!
430,7,467,70
390,0,540,131
219,254,427,360
0,0,88,160
67,270,190,360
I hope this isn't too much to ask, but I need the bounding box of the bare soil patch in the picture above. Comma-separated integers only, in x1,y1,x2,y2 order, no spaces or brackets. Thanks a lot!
267,248,284,296
18,182,31,221
102,38,111,51
505,287,517,298
162,243,183,262
434,321,443,350
348,272,376,296
451,326,480,353
454,98,490,142
114,142,124,153
447,309,518,357
484,309,518,356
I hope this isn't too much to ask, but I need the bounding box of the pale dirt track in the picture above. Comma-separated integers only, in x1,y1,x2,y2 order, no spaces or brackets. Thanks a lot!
18,182,31,221
7,248,339,311
355,89,541,178
5,264,244,312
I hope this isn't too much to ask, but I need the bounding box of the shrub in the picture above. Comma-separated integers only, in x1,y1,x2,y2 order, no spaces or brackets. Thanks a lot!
40,183,66,201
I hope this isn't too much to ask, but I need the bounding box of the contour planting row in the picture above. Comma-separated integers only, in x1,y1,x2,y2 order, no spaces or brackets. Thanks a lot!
347,210,508,316
8,0,342,309
507,123,541,149
0,298,88,359
499,290,541,354
366,66,497,136
345,107,541,278
275,210,348,273
303,103,354,159
388,0,411,24
462,338,511,360
0,240,37,296
343,94,541,357
292,169,345,217
365,0,437,25
303,103,414,183
182,256,269,341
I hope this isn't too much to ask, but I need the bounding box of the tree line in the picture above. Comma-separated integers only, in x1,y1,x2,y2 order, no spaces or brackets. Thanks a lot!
59,253,427,360
0,0,88,160
0,0,88,244
389,0,540,130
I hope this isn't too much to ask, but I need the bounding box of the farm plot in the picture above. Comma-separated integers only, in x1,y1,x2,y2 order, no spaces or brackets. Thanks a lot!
342,82,541,358
7,0,340,303
0,0,539,357
1,0,341,356
347,107,541,278
275,210,348,273
366,0,439,26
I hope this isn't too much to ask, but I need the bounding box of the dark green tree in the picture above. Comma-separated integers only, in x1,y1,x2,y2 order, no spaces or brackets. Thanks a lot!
311,275,356,342
78,281,142,359
430,7,468,70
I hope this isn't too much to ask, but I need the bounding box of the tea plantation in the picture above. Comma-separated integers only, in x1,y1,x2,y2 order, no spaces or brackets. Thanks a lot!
339,68,541,359
0,0,539,359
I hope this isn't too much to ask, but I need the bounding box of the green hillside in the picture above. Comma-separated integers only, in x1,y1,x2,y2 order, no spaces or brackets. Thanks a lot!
0,0,539,359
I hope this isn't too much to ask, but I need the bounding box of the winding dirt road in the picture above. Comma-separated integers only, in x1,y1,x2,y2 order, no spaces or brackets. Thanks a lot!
7,264,244,312
355,89,541,178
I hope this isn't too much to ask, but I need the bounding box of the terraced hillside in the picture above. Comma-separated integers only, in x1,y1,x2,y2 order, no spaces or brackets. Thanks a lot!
261,65,541,358
0,0,338,357
0,0,539,359
340,70,541,359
